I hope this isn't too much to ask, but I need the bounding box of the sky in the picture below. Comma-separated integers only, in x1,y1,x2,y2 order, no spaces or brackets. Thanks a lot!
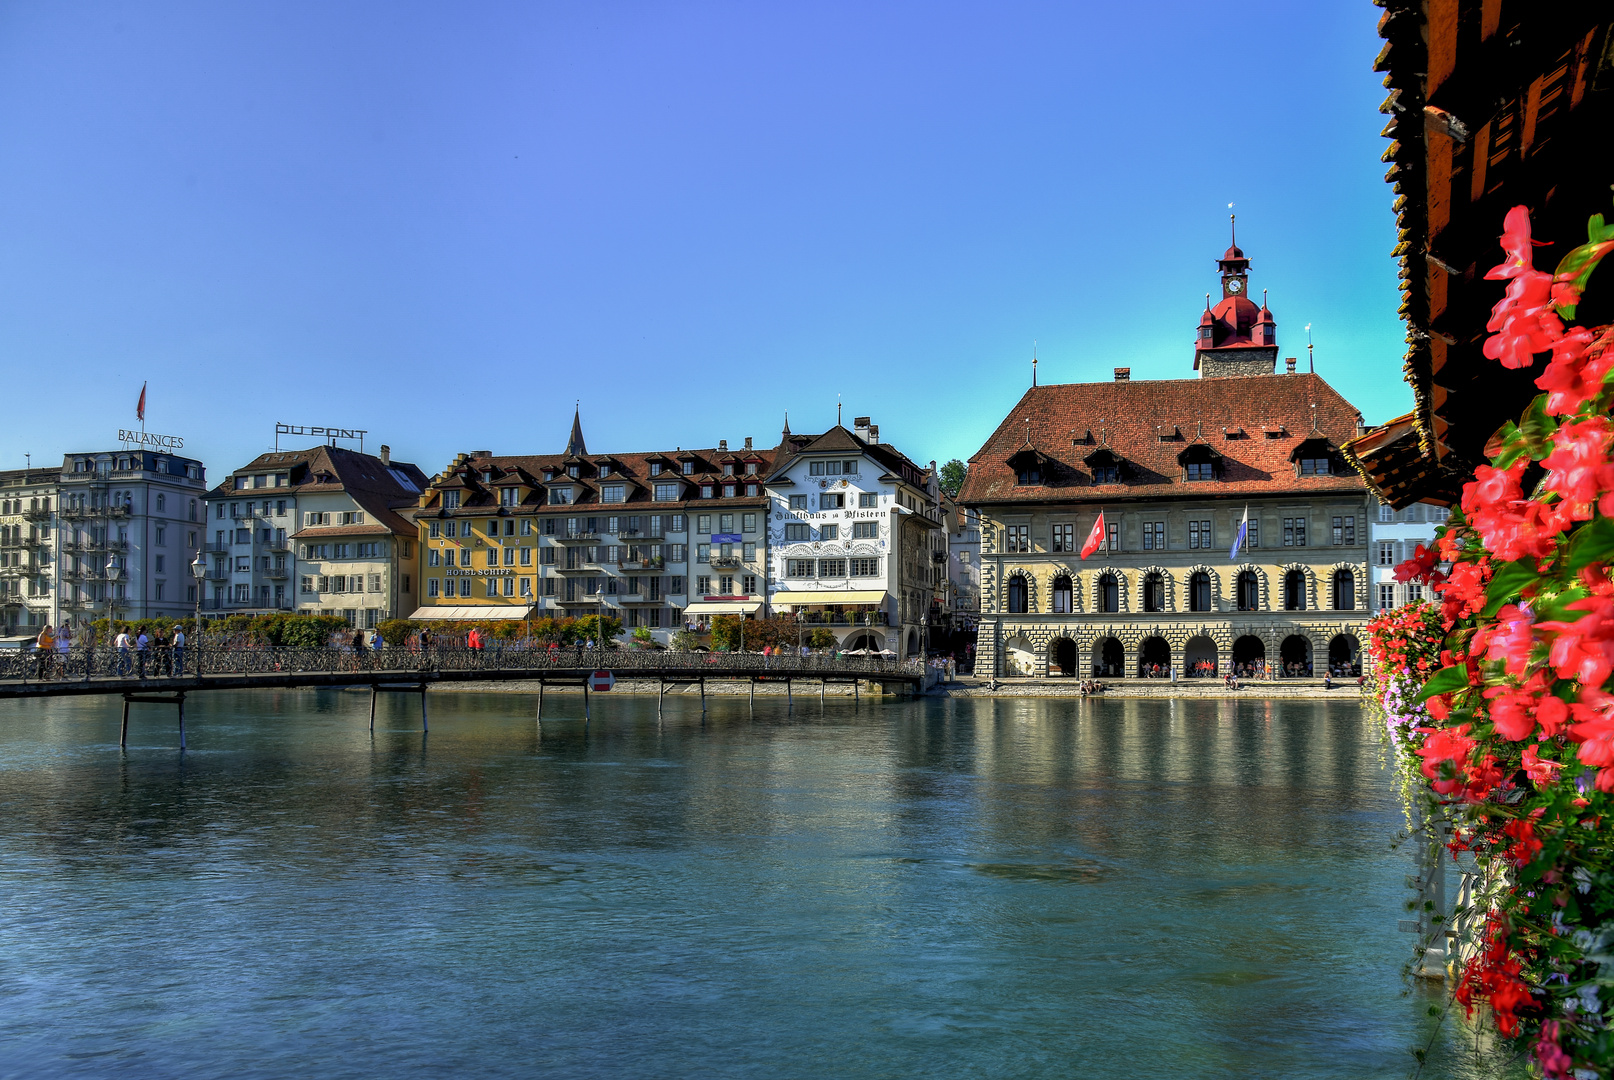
0,1,1407,480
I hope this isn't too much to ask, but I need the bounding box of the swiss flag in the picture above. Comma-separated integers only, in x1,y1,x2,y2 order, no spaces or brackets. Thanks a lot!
1080,511,1106,559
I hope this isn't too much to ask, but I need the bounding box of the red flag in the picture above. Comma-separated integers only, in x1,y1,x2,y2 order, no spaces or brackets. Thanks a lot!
136,382,147,422
1080,510,1106,559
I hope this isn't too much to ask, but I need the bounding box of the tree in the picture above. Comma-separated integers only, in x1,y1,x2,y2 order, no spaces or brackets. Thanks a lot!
939,459,968,497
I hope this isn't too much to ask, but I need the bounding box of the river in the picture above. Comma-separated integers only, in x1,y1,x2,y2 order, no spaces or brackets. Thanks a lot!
0,690,1519,1078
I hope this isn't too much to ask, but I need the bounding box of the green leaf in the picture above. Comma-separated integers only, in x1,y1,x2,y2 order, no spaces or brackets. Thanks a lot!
1566,516,1614,573
1534,585,1591,624
1414,665,1471,704
1490,422,1531,469
1482,557,1539,617
1518,395,1559,456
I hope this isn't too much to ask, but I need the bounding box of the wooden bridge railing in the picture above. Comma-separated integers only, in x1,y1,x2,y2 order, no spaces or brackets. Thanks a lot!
0,646,924,686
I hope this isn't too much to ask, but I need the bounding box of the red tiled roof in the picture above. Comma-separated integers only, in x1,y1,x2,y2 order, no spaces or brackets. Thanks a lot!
958,372,1368,506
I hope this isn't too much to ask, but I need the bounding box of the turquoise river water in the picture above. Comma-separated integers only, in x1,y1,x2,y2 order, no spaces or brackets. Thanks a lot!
0,690,1522,1079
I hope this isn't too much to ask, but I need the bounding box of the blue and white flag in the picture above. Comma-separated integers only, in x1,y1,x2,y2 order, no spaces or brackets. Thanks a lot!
1229,505,1249,562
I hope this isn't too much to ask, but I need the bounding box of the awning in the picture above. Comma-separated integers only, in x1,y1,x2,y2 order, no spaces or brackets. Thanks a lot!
407,605,536,621
771,590,889,607
682,600,765,616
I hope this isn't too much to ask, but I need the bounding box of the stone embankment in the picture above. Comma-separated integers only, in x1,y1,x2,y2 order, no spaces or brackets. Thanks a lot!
436,676,1366,700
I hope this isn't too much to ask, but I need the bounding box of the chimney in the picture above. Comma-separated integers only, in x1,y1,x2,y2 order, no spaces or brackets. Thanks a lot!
1114,367,1130,381
1285,357,1297,374
718,439,728,451
853,416,872,441
867,424,879,444
379,444,391,466
743,436,753,450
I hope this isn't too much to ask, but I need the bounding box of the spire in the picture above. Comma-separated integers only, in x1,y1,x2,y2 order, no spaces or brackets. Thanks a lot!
565,404,587,456
1230,212,1236,250
782,411,791,436
1032,342,1038,387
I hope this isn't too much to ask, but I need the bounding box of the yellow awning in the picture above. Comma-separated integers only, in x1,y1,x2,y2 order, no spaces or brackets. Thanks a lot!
407,605,535,621
771,591,889,607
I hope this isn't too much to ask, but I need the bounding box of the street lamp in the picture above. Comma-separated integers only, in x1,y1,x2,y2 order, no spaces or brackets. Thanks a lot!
191,550,207,647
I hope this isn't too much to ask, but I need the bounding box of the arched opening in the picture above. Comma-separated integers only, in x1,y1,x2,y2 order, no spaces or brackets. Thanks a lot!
1002,635,1036,676
906,629,920,657
1007,575,1028,614
1188,571,1212,612
1332,568,1356,611
845,631,885,652
1236,570,1260,611
1092,637,1123,677
1232,635,1266,677
1049,638,1077,677
1328,634,1361,677
1284,569,1307,611
1142,572,1165,613
1280,635,1313,677
1097,573,1119,613
1138,636,1170,678
1184,635,1218,677
1051,574,1073,614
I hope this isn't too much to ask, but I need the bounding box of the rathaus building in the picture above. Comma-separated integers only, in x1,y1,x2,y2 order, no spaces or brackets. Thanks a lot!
959,234,1373,679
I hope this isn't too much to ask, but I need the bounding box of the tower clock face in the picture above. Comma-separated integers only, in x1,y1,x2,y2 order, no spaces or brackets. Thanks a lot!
1227,278,1243,294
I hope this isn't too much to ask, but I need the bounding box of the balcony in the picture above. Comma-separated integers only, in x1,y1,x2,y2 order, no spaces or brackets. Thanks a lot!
22,506,52,522
262,567,290,580
204,541,232,554
932,550,948,563
61,567,107,583
0,563,32,578
263,537,292,553
105,505,131,519
556,594,605,606
619,557,666,572
618,529,664,541
205,566,232,581
708,555,743,570
557,562,599,574
799,611,889,626
19,535,46,549
616,592,662,604
557,530,599,543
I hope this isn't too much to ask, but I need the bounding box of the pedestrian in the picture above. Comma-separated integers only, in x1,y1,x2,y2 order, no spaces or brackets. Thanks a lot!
55,623,72,676
173,624,187,676
152,627,170,677
371,630,384,658
114,626,132,676
35,623,55,679
135,628,149,679
81,623,97,678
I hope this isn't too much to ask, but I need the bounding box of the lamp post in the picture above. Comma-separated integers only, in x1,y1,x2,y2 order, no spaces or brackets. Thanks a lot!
105,554,122,676
191,550,207,668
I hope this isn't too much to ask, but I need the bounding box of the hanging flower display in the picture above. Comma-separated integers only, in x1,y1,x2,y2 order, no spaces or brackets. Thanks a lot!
1366,204,1614,1076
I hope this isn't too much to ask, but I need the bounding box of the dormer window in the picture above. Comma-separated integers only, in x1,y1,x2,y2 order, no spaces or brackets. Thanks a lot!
1299,457,1332,476
1092,465,1118,484
649,462,662,476
549,487,574,505
483,471,495,483
745,463,757,475
1198,325,1212,340
1291,437,1335,476
1179,445,1222,481
568,465,580,478
499,487,519,506
682,462,695,475
1186,461,1215,481
1006,448,1041,486
443,490,461,509
722,463,734,477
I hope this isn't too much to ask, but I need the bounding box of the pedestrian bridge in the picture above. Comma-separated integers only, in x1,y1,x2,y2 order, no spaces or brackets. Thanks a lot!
0,646,929,746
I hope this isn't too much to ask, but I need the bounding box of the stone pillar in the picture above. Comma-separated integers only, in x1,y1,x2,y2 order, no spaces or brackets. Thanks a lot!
977,618,1001,678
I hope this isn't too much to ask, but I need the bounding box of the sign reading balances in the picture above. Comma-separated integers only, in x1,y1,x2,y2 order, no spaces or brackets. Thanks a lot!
118,428,185,450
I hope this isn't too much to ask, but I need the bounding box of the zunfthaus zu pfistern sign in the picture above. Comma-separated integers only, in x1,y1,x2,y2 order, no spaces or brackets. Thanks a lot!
118,428,185,450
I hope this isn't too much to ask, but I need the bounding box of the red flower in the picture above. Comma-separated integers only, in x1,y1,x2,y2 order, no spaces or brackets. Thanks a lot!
1485,205,1537,281
1394,543,1442,584
1521,744,1563,784
1502,816,1543,866
1542,415,1614,515
1539,593,1614,688
1484,269,1563,369
1534,1021,1574,1079
1534,326,1611,416
1416,724,1476,795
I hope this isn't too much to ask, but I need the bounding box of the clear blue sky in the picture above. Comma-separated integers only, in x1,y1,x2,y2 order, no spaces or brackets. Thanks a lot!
0,1,1405,478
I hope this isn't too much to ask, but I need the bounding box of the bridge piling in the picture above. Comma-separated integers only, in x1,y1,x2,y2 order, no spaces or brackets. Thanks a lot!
700,679,706,712
120,698,129,748
537,682,544,725
177,694,186,750
584,682,590,724
421,685,428,733
370,686,377,733
786,679,792,709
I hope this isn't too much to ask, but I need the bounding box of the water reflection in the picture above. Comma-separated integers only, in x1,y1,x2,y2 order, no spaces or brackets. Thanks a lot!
0,690,1519,1079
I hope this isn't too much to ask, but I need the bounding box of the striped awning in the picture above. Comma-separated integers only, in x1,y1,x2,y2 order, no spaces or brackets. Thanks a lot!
770,590,889,607
406,605,535,621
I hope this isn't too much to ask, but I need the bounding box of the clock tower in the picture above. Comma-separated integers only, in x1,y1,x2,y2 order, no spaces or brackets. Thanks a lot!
1194,215,1279,378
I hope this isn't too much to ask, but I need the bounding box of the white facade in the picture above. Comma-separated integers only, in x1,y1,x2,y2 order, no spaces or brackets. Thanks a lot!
0,469,63,637
947,501,982,614
764,422,943,656
1370,498,1450,610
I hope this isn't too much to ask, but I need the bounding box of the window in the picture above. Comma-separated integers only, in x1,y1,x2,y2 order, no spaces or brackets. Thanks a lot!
652,482,679,502
1185,462,1215,481
460,549,472,566
1188,519,1212,549
428,550,441,567
785,524,810,541
1379,583,1396,609
444,491,461,509
1107,522,1118,552
717,575,734,594
1052,523,1074,552
820,525,839,541
1283,517,1307,547
701,486,714,499
858,492,877,509
1098,574,1119,613
156,494,166,512
742,574,756,594
743,541,755,560
1188,571,1211,612
1332,516,1356,545
1052,575,1073,613
155,555,165,573
1299,458,1331,476
1142,522,1165,550
1005,525,1030,553
519,547,532,565
1333,569,1356,610
719,514,734,533
459,579,472,597
1284,569,1307,610
1091,465,1119,484
850,557,879,576
1379,503,1395,521
541,547,556,565
822,493,844,509
155,526,166,546
649,463,662,477
697,543,710,563
1007,576,1028,613
1247,521,1260,549
549,487,573,505
236,556,251,572
852,522,878,539
818,558,846,577
696,575,711,594
1408,583,1423,602
1015,460,1041,485
1378,541,1396,566
1143,572,1164,612
741,513,756,533
1236,570,1259,611
682,461,695,475
499,487,519,506
809,461,845,477
601,484,626,503
429,521,440,538
790,495,808,510
503,547,515,566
